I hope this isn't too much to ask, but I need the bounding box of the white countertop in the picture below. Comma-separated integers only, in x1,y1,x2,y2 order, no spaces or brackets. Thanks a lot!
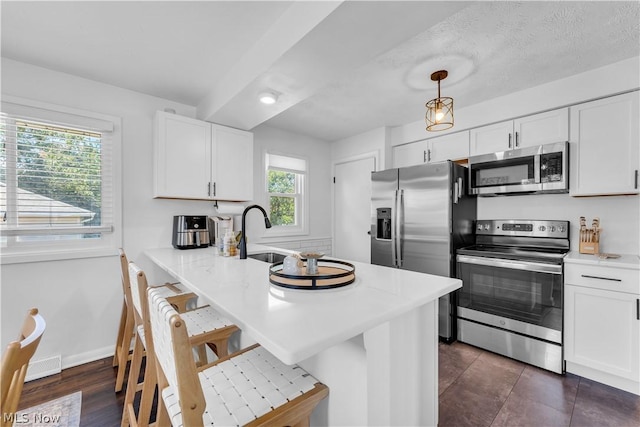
145,244,461,364
564,251,640,270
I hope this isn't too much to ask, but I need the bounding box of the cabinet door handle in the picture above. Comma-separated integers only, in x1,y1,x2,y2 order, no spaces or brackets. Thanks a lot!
581,274,622,282
637,299,639,320
213,182,216,197
423,150,427,163
634,170,638,189
427,149,431,162
508,133,512,149
515,131,519,148
207,182,211,197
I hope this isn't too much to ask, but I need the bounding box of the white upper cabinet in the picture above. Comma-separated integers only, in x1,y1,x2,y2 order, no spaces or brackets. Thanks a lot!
570,91,639,196
154,111,254,201
469,121,513,156
211,124,253,201
470,108,569,156
392,131,469,168
428,131,469,163
392,139,428,168
154,111,212,199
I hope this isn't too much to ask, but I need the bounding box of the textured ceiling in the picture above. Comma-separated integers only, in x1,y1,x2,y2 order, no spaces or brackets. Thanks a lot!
2,1,639,142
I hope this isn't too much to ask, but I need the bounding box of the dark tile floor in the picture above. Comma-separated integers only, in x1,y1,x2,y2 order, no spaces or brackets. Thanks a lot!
438,342,640,427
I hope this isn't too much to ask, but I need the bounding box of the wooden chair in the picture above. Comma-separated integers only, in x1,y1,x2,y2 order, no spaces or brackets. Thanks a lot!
122,262,239,427
147,287,329,427
1,308,46,427
114,248,197,393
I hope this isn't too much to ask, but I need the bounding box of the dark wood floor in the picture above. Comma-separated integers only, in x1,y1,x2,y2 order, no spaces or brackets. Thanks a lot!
17,343,640,426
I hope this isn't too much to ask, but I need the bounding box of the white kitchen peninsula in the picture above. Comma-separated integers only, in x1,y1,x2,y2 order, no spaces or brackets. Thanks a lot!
145,244,461,426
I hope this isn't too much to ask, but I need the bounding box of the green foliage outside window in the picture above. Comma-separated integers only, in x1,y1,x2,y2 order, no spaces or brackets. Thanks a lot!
270,196,295,226
267,169,296,226
0,121,102,225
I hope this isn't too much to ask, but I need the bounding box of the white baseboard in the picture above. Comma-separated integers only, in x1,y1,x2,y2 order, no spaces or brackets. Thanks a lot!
62,345,114,370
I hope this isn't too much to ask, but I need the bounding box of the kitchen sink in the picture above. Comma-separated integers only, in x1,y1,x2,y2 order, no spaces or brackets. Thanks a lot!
247,252,287,263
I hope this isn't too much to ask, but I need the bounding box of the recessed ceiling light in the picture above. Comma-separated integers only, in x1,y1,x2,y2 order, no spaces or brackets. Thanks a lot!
259,92,278,105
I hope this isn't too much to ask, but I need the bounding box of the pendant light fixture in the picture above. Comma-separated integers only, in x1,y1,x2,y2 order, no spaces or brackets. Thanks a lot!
425,70,454,132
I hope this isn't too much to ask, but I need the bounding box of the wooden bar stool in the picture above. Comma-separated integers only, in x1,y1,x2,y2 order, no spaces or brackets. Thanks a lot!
1,308,46,427
121,262,239,427
147,287,329,427
113,248,197,393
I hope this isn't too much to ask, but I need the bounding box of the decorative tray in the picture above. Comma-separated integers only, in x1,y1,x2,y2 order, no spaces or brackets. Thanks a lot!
269,259,356,290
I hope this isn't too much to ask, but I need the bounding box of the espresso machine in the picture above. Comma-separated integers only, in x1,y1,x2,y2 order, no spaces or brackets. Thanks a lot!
172,215,210,249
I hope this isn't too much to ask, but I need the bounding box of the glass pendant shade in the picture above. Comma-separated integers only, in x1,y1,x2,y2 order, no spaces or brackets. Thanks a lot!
425,96,454,131
425,69,454,132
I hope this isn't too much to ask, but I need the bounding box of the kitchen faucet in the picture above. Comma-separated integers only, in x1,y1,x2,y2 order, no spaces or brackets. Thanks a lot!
239,204,272,259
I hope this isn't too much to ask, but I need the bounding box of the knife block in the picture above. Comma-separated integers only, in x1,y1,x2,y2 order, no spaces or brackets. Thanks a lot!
579,240,599,255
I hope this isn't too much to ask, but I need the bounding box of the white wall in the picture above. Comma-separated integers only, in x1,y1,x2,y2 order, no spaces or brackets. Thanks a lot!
245,124,333,248
0,59,216,370
331,126,388,170
0,59,334,371
478,194,639,255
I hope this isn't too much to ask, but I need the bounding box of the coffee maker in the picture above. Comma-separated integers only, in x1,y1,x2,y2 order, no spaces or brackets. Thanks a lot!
172,215,210,249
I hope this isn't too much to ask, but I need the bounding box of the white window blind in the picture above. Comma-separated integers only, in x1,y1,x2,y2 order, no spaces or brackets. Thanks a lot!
1,103,115,246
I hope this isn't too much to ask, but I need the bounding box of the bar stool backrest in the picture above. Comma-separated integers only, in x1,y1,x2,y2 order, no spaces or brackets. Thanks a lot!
147,287,205,425
1,308,46,427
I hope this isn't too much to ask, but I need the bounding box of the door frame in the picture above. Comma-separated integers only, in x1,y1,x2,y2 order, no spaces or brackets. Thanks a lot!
331,150,380,260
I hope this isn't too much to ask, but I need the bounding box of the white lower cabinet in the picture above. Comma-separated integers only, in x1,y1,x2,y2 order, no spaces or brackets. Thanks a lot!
564,260,640,395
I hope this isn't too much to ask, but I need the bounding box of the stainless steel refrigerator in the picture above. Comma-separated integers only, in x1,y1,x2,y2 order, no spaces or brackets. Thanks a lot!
370,160,476,341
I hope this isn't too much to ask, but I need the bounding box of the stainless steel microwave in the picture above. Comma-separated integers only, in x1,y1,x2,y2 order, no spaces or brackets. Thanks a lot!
468,141,568,196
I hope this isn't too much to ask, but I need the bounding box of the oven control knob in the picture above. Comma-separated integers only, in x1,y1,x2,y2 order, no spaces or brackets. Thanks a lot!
558,226,565,232
538,225,546,232
477,224,483,231
549,226,556,232
484,224,490,231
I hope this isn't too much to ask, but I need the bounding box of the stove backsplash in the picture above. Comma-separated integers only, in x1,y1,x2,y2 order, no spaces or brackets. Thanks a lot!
477,192,639,255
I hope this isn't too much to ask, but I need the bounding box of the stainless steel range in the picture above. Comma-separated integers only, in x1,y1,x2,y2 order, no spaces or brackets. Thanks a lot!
456,219,570,373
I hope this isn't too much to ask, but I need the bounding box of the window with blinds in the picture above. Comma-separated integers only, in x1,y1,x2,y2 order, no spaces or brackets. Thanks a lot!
0,99,118,254
265,153,307,235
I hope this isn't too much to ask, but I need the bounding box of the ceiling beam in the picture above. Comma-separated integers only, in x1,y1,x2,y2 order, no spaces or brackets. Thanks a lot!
203,1,472,133
196,1,343,123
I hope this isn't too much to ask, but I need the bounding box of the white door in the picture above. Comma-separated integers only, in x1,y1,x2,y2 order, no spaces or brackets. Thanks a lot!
334,156,376,263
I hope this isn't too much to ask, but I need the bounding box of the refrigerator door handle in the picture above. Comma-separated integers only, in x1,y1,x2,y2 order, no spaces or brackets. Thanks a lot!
391,189,398,267
396,189,404,267
453,179,460,204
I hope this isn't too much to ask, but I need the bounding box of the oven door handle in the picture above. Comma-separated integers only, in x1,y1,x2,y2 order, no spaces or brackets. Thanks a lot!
457,254,563,275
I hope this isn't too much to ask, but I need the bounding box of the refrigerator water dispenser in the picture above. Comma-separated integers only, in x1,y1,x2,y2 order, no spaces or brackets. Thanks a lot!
376,208,392,240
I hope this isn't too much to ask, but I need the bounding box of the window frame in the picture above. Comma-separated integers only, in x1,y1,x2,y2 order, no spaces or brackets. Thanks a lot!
0,95,122,264
263,151,308,238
